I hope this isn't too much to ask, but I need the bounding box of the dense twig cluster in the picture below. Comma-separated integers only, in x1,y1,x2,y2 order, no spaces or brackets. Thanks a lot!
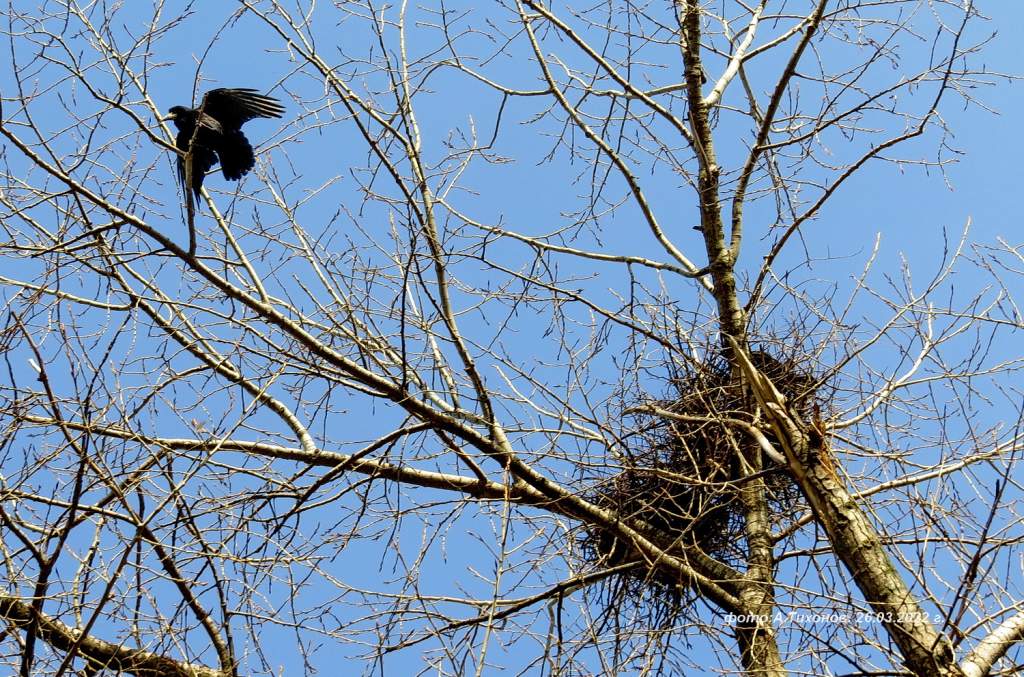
582,348,818,618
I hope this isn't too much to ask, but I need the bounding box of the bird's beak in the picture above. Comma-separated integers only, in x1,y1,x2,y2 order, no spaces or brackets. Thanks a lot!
161,113,175,121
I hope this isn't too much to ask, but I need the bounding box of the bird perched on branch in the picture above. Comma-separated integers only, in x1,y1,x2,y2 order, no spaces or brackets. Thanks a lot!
164,88,284,198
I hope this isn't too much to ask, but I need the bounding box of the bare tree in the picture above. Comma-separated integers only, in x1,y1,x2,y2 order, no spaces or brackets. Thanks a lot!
0,1,1021,675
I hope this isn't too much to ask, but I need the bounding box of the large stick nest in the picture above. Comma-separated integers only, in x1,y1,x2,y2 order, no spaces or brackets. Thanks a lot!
581,347,822,621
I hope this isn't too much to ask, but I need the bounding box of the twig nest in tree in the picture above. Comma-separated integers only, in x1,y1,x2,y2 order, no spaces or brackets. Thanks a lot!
580,347,823,618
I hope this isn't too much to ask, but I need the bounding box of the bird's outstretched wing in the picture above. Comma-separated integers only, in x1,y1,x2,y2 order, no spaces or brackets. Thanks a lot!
200,88,285,130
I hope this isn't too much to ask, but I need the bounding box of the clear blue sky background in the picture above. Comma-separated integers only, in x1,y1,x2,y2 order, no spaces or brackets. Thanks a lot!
825,3,1022,269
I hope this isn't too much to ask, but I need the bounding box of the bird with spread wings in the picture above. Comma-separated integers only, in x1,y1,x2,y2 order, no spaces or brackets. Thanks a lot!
164,88,284,198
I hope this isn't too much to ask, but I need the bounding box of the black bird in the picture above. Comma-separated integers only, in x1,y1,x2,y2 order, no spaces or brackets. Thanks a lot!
164,88,284,198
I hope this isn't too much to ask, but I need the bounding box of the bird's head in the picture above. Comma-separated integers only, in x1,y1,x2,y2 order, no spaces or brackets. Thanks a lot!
162,105,193,128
